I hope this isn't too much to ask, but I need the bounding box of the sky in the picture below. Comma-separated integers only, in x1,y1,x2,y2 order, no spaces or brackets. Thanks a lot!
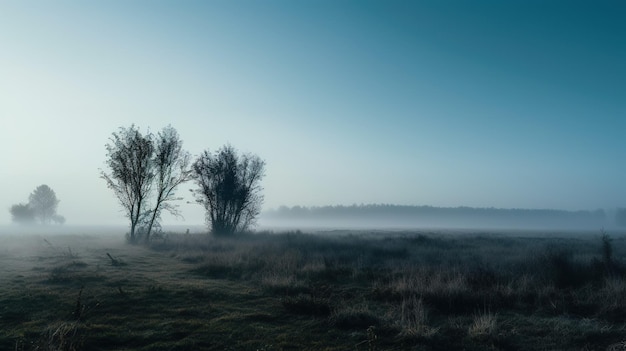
0,0,624,226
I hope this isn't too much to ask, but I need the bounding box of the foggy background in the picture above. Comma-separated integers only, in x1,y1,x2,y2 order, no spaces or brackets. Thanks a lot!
1,1,624,228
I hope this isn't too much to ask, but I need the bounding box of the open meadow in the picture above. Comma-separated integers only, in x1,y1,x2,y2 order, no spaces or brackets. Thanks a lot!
1,228,626,350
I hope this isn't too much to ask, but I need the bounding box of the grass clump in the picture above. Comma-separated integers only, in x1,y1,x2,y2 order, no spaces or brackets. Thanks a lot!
37,321,84,351
281,294,332,316
468,309,498,339
329,304,382,330
394,295,438,338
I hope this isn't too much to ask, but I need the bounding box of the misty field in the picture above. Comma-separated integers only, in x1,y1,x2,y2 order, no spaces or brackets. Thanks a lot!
1,229,626,351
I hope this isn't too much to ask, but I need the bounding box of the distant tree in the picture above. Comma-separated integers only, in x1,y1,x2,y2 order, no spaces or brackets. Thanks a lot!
101,125,191,243
9,203,35,224
101,125,155,243
28,184,60,224
192,145,265,236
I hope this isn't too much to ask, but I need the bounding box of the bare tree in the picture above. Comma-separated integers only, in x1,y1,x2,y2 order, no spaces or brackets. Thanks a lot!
192,145,265,236
28,184,60,224
101,125,192,243
144,126,193,241
101,125,154,243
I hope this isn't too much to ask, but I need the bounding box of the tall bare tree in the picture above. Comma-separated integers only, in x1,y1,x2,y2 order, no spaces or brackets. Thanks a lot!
144,126,192,241
101,125,192,243
101,125,154,243
192,145,265,236
28,184,60,224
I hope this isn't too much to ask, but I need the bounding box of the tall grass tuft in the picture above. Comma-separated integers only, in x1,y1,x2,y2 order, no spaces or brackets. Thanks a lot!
395,295,438,337
468,308,497,338
39,322,84,351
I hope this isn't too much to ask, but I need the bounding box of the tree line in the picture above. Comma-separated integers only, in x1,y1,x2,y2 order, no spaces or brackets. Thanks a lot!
265,204,612,229
100,125,265,243
268,204,607,219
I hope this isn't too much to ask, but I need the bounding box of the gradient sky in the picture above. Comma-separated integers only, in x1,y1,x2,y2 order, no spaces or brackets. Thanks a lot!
1,1,624,226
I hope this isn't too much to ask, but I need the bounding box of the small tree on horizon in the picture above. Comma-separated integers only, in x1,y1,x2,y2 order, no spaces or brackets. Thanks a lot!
10,185,63,225
192,145,265,236
28,184,60,224
9,203,35,225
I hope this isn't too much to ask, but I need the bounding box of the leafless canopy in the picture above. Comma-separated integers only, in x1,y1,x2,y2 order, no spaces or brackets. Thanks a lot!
101,125,192,243
144,126,193,240
192,145,265,236
101,125,154,242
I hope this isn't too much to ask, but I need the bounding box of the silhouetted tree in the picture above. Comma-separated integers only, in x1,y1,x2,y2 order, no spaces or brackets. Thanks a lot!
101,125,155,243
101,125,191,243
28,184,60,224
9,203,35,224
192,145,265,236
144,126,192,241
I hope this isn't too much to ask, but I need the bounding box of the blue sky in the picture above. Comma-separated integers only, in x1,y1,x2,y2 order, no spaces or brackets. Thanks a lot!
0,1,624,225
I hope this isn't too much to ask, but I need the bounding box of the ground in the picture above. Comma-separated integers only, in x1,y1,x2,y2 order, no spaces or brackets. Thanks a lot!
1,229,625,350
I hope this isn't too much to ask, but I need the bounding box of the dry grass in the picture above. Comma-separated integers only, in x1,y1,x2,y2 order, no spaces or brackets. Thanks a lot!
395,295,438,338
39,321,84,351
1,229,626,350
468,309,498,338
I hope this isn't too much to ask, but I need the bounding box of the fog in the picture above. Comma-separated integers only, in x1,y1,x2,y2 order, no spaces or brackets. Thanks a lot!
261,205,619,232
1,2,624,228
0,224,208,237
0,204,619,237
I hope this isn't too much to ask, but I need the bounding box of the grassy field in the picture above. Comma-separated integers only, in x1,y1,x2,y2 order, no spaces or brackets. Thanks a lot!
1,228,626,350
